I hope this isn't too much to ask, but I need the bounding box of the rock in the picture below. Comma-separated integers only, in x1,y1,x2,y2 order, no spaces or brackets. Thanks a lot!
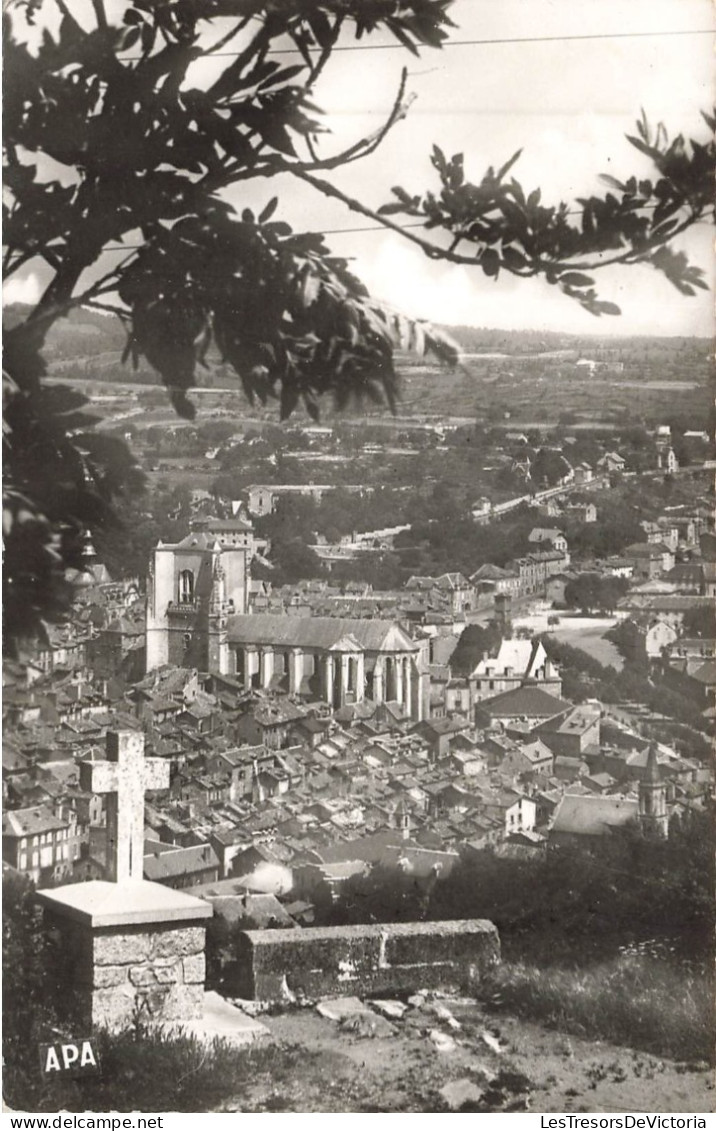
229,997,270,1017
408,992,427,1007
439,1078,485,1110
470,1061,497,1083
316,996,372,1022
340,1012,395,1039
429,1029,457,1053
430,1002,461,1030
369,999,408,1020
480,1030,503,1054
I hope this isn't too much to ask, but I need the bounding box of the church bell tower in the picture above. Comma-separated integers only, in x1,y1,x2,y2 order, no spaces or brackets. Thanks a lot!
639,743,668,838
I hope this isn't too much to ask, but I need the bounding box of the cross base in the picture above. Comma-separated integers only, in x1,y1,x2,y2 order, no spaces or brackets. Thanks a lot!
36,881,212,1031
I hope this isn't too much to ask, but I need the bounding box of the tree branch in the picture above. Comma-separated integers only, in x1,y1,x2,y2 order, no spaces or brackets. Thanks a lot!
90,0,107,31
289,167,483,263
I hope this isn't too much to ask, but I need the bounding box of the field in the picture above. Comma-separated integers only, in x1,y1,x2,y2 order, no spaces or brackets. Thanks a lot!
513,609,624,671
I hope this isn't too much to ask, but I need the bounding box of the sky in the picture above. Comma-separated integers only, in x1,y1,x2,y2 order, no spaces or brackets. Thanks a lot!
5,0,714,336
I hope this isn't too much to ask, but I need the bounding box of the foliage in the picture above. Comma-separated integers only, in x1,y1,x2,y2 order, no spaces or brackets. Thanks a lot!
427,812,715,963
563,572,628,614
450,621,503,675
6,1011,306,1113
682,604,716,640
2,871,71,1110
3,0,714,647
481,955,713,1063
380,111,714,315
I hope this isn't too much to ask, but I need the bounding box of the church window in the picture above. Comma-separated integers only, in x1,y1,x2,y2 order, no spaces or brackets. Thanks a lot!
179,570,194,604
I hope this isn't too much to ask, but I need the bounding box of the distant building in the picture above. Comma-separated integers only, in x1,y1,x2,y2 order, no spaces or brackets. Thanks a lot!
246,483,367,516
550,794,639,847
2,805,82,886
623,542,675,581
528,528,568,554
470,639,562,704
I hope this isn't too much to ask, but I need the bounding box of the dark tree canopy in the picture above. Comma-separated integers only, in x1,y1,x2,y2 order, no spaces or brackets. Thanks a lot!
3,0,714,648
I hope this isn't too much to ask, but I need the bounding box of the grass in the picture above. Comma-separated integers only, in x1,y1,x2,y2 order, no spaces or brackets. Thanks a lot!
478,953,714,1065
4,1027,313,1114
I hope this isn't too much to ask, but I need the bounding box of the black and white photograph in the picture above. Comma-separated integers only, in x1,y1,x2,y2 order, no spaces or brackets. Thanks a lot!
2,0,714,1117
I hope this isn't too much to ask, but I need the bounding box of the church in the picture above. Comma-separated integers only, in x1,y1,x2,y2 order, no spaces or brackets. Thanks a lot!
145,520,428,720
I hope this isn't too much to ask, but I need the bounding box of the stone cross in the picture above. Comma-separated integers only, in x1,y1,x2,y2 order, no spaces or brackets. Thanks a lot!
80,730,170,882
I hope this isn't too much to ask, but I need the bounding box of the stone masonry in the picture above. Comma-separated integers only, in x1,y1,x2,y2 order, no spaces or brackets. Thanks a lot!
38,880,212,1031
36,730,212,1032
230,919,500,1002
44,913,206,1029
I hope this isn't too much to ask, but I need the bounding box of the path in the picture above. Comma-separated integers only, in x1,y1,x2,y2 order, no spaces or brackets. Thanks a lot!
219,996,712,1113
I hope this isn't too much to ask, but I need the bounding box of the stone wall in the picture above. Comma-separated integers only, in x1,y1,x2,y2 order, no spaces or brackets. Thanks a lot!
230,919,499,1002
45,913,206,1030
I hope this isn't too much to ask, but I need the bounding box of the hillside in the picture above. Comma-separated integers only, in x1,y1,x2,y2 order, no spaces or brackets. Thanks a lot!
7,303,711,427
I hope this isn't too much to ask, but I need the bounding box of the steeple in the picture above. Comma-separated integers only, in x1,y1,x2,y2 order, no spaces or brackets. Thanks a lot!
639,743,668,838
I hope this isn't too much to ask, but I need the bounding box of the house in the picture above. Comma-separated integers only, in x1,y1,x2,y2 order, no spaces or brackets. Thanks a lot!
664,637,716,674
550,794,639,846
410,716,472,761
470,638,562,704
642,521,680,554
433,573,476,614
482,791,537,837
536,702,601,757
2,805,82,886
613,617,679,664
562,501,597,524
528,528,568,554
573,464,594,486
683,661,716,713
475,685,569,730
292,859,370,907
663,563,705,594
618,594,712,630
143,842,220,889
597,452,626,474
623,543,675,580
500,739,554,778
469,564,521,596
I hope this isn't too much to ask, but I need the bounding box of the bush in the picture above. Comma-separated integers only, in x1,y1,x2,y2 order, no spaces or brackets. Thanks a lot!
6,1022,296,1113
1,872,303,1113
480,954,714,1063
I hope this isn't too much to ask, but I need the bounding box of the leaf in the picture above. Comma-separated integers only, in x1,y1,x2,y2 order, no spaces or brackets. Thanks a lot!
259,196,279,223
559,272,595,288
502,246,529,272
257,63,306,91
625,135,657,160
377,201,409,216
431,145,447,174
480,248,500,278
599,174,626,192
496,149,523,181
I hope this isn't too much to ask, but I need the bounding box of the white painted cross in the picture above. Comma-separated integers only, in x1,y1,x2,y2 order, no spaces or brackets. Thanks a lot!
80,730,170,882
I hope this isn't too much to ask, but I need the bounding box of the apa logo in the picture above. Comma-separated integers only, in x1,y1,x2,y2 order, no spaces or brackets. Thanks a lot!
39,1039,100,1077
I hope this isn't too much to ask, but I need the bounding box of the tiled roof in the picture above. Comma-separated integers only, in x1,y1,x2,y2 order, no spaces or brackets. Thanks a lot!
478,685,568,718
227,614,417,653
552,793,638,836
143,844,219,881
2,805,69,837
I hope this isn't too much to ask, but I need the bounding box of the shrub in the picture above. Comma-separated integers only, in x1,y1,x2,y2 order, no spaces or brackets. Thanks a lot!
480,954,714,1063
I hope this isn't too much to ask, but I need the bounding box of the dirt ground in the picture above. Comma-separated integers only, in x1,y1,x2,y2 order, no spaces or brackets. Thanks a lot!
218,994,714,1114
